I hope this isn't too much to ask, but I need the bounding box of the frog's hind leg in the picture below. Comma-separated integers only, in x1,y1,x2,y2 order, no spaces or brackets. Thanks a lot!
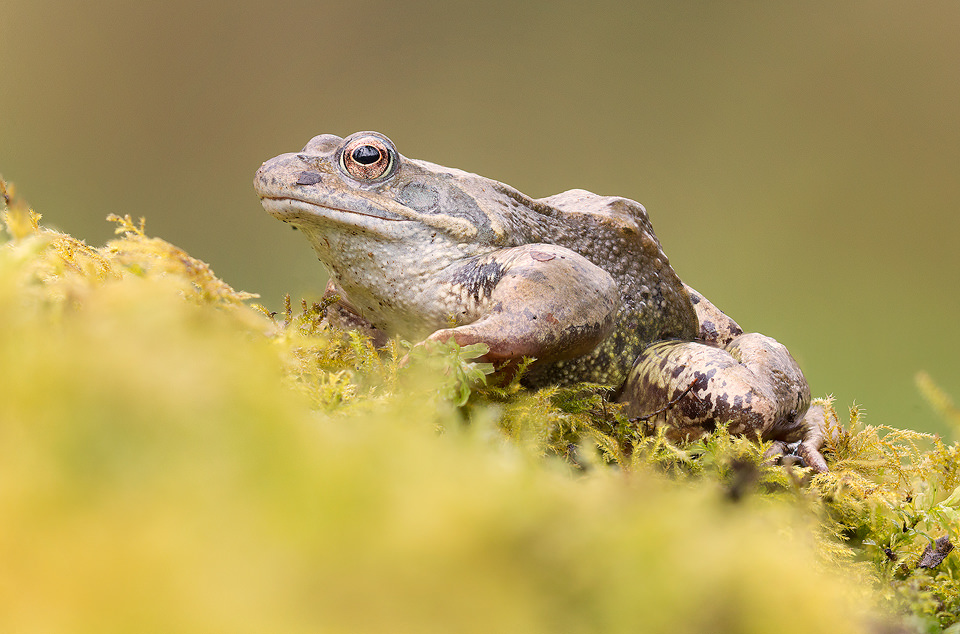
618,334,829,472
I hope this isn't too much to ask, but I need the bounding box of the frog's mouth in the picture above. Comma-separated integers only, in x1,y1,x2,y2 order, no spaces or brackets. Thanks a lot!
259,196,409,225
259,190,480,242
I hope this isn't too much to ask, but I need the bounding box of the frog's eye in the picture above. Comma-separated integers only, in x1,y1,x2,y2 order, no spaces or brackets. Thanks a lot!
340,135,395,181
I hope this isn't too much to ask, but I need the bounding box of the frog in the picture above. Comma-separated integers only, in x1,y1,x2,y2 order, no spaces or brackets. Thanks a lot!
254,131,829,472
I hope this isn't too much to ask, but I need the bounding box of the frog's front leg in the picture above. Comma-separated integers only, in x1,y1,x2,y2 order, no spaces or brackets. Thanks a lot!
428,245,620,366
619,334,829,472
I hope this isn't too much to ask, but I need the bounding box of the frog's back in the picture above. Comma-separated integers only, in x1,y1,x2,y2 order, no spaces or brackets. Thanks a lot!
507,188,699,387
534,189,669,281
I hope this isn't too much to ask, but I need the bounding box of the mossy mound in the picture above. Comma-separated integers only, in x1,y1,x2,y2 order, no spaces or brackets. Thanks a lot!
1,178,957,633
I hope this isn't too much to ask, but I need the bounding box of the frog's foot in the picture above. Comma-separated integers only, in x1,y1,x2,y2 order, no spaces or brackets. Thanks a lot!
761,405,829,472
619,334,826,470
763,436,828,473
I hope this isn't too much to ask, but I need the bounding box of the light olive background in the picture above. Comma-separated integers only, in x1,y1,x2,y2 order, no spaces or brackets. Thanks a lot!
3,1,958,434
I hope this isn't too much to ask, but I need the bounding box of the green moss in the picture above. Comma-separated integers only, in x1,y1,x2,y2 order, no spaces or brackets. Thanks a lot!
1,177,958,632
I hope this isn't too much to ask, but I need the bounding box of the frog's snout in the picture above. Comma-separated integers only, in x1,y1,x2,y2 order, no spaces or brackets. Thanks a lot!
254,152,304,197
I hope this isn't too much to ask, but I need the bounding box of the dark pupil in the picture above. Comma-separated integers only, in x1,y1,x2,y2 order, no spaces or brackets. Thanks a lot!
352,145,382,165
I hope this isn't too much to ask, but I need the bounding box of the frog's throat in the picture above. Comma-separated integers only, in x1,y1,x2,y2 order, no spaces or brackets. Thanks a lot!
260,195,478,242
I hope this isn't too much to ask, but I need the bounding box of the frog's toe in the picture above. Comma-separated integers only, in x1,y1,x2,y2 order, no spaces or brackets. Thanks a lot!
796,404,829,473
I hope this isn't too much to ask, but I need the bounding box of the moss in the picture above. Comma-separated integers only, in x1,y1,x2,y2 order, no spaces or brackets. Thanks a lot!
1,176,958,632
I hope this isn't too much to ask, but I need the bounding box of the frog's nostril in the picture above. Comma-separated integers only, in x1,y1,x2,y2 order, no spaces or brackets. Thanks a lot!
296,171,323,186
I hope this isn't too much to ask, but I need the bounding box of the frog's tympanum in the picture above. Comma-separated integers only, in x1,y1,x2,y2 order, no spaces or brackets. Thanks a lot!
255,132,828,471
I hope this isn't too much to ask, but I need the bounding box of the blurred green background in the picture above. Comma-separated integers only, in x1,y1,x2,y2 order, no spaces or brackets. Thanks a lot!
3,0,958,434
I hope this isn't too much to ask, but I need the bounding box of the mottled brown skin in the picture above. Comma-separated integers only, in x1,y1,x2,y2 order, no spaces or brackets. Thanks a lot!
255,131,828,471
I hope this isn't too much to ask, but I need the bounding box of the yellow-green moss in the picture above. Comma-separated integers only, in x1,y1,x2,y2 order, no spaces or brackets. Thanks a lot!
1,177,957,632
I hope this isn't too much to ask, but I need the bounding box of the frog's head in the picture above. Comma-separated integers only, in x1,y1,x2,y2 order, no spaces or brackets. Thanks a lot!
255,131,521,250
